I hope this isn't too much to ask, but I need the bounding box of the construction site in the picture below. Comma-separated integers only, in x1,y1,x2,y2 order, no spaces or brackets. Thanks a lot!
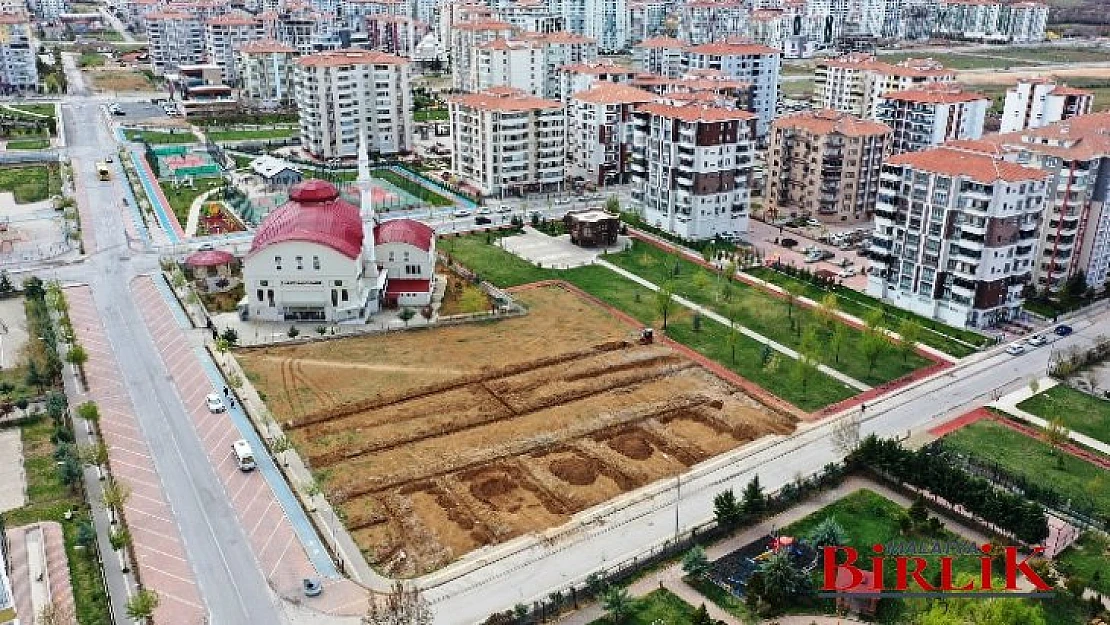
237,285,797,577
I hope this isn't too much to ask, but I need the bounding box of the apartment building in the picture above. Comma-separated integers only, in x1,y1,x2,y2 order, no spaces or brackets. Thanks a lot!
816,53,956,119
629,102,756,241
682,40,781,137
559,0,628,52
341,0,408,30
1000,78,1093,134
271,9,327,55
867,145,1047,329
933,0,1048,43
533,30,597,98
295,49,413,159
450,20,514,92
438,0,496,56
206,12,264,85
633,35,687,78
0,14,36,92
558,61,637,103
365,14,425,56
678,0,747,45
970,112,1110,292
500,0,563,33
877,83,990,155
236,39,297,107
628,0,667,44
146,11,205,75
568,82,657,185
474,38,544,95
447,87,565,196
630,70,751,108
767,109,891,224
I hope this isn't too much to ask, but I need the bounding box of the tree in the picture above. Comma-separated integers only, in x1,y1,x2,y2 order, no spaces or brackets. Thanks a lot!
725,308,742,364
0,270,12,294
713,488,742,526
897,319,923,363
420,306,434,322
691,270,712,295
605,196,621,214
398,307,416,327
271,436,294,466
756,551,811,611
58,456,81,490
14,396,29,417
720,260,737,301
830,410,860,455
125,588,159,622
287,325,299,338
220,327,239,346
655,283,674,330
25,360,44,393
65,344,88,369
682,545,710,579
809,516,848,549
76,401,99,423
46,392,67,424
908,496,929,527
783,282,803,322
75,521,96,549
365,581,433,625
818,293,839,330
1044,417,1070,469
691,603,713,625
860,317,888,376
109,528,131,551
915,574,1046,625
100,479,131,517
741,475,765,516
601,586,633,624
792,327,821,398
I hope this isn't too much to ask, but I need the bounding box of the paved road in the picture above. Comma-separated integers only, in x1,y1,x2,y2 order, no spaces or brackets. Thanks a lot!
60,93,286,623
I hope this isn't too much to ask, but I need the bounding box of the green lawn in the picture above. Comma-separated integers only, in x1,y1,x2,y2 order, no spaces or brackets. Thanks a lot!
441,234,857,411
588,589,701,625
2,418,112,625
878,52,1020,70
414,109,449,122
781,79,814,100
746,266,986,357
373,169,454,206
0,164,62,203
230,153,254,169
607,243,931,387
943,420,1110,518
5,138,50,150
158,178,224,226
126,129,195,145
0,366,33,403
8,103,56,119
991,46,1110,65
685,576,754,621
78,52,106,68
206,127,298,142
1056,532,1110,596
1017,384,1110,444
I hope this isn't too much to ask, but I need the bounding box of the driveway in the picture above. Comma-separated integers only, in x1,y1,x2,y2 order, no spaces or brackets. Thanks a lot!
748,220,870,291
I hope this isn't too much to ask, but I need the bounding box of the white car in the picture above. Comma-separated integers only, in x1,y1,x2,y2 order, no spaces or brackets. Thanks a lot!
496,205,513,214
837,268,857,278
1027,334,1047,347
554,197,572,206
453,209,472,217
1004,343,1026,356
205,393,226,413
477,207,492,215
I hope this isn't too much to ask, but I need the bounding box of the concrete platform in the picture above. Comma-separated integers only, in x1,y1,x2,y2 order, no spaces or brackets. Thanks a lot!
0,428,25,513
498,227,630,269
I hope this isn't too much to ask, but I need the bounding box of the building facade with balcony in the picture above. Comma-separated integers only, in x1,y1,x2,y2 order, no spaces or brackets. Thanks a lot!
294,49,413,159
933,0,1048,43
568,82,657,186
447,87,566,197
236,39,297,107
681,41,781,137
205,12,264,85
629,102,756,241
633,35,687,78
0,15,37,91
816,54,957,120
767,109,891,224
450,19,515,92
1000,78,1093,134
677,0,746,45
867,145,1048,329
146,11,205,75
877,83,989,155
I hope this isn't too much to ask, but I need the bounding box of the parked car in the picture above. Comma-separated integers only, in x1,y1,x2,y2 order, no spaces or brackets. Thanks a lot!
837,268,857,278
554,197,572,206
1027,334,1047,347
1005,343,1026,356
477,207,492,215
205,393,226,413
496,205,512,213
780,238,798,248
453,209,472,217
804,252,823,263
475,216,492,225
1054,325,1073,336
806,218,822,227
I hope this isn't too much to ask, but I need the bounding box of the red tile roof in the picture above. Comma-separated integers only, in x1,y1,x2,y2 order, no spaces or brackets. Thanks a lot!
249,180,364,260
449,88,562,112
774,109,891,137
636,102,757,122
887,147,1048,184
635,35,687,49
882,83,989,105
297,49,409,67
184,249,235,267
536,31,595,44
1050,85,1093,97
453,19,513,31
375,219,435,252
560,63,637,76
686,41,781,56
206,12,258,25
973,111,1110,161
573,82,657,105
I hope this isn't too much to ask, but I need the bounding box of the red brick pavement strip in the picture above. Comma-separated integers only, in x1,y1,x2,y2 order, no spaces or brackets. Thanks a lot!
130,277,370,615
134,150,187,239
65,286,207,625
927,407,993,437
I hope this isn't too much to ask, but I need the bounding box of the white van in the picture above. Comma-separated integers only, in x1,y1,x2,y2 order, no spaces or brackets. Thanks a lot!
232,439,256,472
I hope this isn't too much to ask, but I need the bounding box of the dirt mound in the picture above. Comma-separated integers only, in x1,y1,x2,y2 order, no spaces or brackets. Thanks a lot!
608,432,654,460
549,458,598,486
470,473,517,502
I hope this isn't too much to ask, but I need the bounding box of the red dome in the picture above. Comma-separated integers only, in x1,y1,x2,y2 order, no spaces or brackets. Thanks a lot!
249,179,364,259
374,219,435,252
184,249,235,267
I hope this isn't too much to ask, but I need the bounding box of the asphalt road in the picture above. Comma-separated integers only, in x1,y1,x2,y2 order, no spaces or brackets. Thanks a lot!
60,96,285,624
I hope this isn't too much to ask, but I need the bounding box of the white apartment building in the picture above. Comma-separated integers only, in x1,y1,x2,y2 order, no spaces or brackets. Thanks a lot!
474,38,545,95
558,61,637,103
341,0,408,30
34,0,65,20
534,30,597,98
295,49,413,159
629,102,756,241
867,145,1047,329
206,12,264,85
438,1,496,56
500,0,563,33
628,0,667,43
559,0,628,52
816,53,956,119
146,11,205,76
682,41,781,138
448,87,566,196
933,0,1047,43
1000,78,1093,134
568,82,657,185
877,83,989,155
678,0,747,45
633,35,687,78
236,39,297,107
0,14,36,92
450,19,514,92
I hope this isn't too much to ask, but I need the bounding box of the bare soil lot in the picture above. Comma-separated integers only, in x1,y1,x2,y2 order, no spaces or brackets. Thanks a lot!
238,286,796,576
88,70,153,92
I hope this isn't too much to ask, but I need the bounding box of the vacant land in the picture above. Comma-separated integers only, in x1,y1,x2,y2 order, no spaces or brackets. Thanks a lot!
7,104,55,119
240,286,795,576
373,170,454,206
943,420,1110,518
1017,384,1110,444
89,70,153,92
0,164,62,204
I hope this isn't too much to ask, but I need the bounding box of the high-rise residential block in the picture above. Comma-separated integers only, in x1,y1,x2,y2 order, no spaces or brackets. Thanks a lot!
205,12,264,85
1000,77,1093,134
877,82,990,154
682,40,781,137
236,39,297,107
816,53,956,119
567,82,657,185
146,10,205,75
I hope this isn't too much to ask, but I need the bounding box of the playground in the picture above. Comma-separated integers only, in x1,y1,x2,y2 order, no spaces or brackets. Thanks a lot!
150,145,222,180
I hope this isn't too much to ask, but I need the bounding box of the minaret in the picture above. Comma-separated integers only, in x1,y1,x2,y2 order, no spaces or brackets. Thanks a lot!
358,124,378,277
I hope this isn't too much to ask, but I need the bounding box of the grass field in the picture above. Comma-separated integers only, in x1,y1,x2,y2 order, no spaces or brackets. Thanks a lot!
879,51,1019,70
5,138,50,150
781,79,814,100
373,169,454,206
158,178,223,225
588,589,701,625
746,266,985,357
89,70,154,92
126,129,195,145
7,103,56,119
606,243,931,386
206,127,298,142
414,109,449,122
1,418,112,625
441,234,858,411
0,164,62,204
1017,384,1110,444
79,52,107,68
1056,532,1110,596
942,420,1110,518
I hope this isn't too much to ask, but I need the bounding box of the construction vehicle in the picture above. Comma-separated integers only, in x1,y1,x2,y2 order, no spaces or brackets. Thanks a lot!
639,327,654,345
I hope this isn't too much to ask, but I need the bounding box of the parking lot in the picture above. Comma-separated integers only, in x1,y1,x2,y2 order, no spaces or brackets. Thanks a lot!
748,219,870,291
108,100,170,122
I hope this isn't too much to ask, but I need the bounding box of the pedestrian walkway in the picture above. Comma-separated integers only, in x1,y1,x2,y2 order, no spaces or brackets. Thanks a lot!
595,259,871,392
990,377,1110,456
65,285,206,625
183,187,221,237
4,523,74,623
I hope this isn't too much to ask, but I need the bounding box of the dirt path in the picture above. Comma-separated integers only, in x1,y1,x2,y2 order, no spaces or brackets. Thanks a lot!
252,353,466,375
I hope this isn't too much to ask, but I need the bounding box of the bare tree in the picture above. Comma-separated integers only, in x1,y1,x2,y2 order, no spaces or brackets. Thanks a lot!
830,410,861,456
365,582,433,625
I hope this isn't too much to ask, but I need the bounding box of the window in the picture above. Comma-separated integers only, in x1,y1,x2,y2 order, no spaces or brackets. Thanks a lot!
257,289,264,302
342,289,349,302
313,256,320,270
389,251,395,262
260,280,268,287
296,256,303,270
274,256,282,270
